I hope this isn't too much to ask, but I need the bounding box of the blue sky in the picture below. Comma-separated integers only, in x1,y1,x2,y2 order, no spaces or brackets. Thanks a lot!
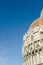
0,0,43,65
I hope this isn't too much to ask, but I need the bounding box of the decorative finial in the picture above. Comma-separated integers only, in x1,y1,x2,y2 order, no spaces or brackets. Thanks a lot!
40,9,43,17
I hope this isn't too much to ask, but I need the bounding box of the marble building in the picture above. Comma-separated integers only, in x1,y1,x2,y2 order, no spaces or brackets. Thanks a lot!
22,9,43,65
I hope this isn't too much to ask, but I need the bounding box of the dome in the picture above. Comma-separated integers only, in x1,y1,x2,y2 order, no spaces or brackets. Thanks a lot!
22,9,43,65
29,9,43,30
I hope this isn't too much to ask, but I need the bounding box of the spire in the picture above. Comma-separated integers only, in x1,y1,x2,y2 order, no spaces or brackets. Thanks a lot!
40,9,43,17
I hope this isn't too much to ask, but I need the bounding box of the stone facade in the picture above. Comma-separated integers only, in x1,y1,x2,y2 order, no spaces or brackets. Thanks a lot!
22,9,43,65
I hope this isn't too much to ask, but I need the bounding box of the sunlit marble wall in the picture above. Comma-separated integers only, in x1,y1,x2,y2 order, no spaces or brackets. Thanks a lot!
22,26,43,65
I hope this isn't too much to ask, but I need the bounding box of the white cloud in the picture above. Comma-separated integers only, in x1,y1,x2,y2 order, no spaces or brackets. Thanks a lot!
0,56,8,65
0,45,8,65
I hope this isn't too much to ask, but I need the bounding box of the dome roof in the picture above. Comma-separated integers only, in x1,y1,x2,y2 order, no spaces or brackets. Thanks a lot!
29,9,43,30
